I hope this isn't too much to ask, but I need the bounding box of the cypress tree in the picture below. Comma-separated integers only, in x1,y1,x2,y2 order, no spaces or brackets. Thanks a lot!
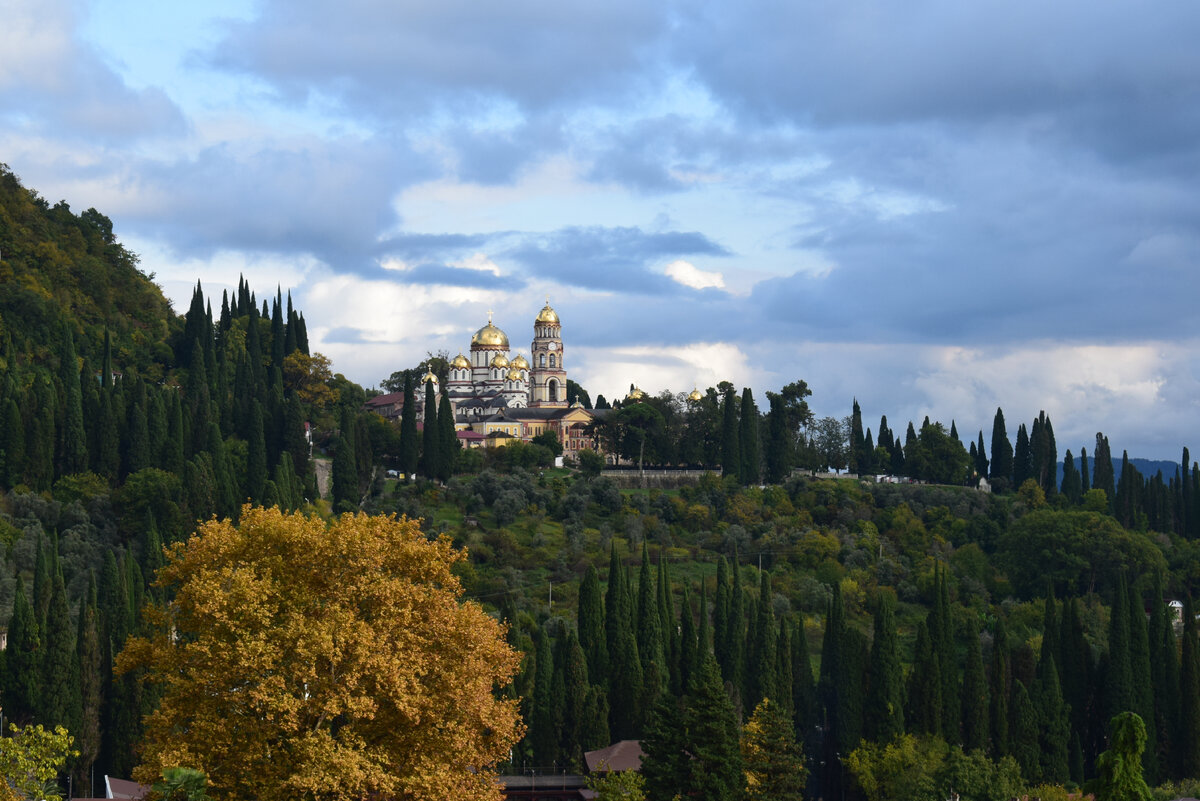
1039,585,1061,687
75,578,102,798
247,399,268,502
864,592,904,743
40,565,77,729
1148,575,1177,780
1107,574,1133,720
331,425,357,512
849,398,867,475
560,629,590,771
990,615,1011,756
1013,423,1032,488
57,322,89,475
636,543,665,694
399,371,418,477
33,534,51,626
1094,433,1116,508
1062,449,1083,503
532,630,557,766
1180,594,1200,777
720,387,739,479
678,583,698,695
1060,597,1091,748
683,655,744,801
748,569,777,710
961,616,990,752
658,559,679,694
713,556,732,682
1036,654,1071,784
1128,580,1156,778
792,616,817,746
419,379,439,479
641,695,688,800
775,620,794,723
606,545,643,739
3,575,40,725
1,396,25,487
437,393,456,481
730,554,746,699
578,565,608,685
975,430,989,478
907,619,942,736
1010,680,1040,780
990,407,1013,484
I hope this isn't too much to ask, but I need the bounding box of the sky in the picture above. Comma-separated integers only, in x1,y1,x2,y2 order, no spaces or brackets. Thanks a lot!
2,0,1199,461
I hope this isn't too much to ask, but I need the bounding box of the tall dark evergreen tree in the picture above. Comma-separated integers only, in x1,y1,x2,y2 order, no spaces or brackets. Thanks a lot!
1062,449,1083,503
636,543,665,700
3,575,40,725
1010,680,1040,781
907,619,942,737
747,570,777,710
683,656,744,801
419,379,439,480
738,387,759,485
1036,654,1071,784
990,615,1011,756
331,411,357,511
1107,574,1133,721
532,630,557,766
864,592,904,743
57,322,89,474
990,407,1014,485
720,387,740,479
1181,594,1200,777
849,399,867,475
399,371,418,477
74,579,102,798
961,616,989,752
578,565,608,686
1013,423,1032,488
39,565,77,730
437,393,456,482
605,545,643,739
1094,433,1116,508
247,399,268,502
975,430,989,479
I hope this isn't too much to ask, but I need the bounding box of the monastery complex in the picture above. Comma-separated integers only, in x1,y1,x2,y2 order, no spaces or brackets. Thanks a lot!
365,301,602,456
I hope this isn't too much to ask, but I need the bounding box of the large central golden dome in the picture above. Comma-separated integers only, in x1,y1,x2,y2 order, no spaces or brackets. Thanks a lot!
471,315,509,349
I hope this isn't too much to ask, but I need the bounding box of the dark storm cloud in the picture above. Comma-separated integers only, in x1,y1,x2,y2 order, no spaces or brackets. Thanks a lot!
504,226,730,294
680,0,1200,162
208,0,668,116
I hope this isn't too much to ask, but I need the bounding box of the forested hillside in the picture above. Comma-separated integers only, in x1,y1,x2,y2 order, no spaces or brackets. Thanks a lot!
4,163,1200,801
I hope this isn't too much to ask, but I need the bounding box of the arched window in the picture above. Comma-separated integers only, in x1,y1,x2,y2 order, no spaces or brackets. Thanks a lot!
548,379,558,402
539,354,546,367
549,354,556,368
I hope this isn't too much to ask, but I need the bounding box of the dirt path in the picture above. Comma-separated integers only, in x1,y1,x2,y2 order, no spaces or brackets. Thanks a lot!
314,457,332,499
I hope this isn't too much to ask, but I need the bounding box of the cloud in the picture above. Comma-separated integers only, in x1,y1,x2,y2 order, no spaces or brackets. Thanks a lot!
575,341,761,404
665,260,725,291
505,225,730,294
208,0,670,116
0,0,185,141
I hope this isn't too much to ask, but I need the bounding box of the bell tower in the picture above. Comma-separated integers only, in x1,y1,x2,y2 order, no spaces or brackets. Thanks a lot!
529,299,566,408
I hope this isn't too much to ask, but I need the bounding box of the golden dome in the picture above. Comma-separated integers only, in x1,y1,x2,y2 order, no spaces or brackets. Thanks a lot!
490,353,510,369
688,388,703,402
536,299,560,325
510,353,529,370
471,313,510,349
451,352,470,370
625,386,646,402
421,369,438,384
506,368,523,381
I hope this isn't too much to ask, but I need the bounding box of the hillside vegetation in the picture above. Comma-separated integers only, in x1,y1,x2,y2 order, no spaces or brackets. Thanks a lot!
3,164,1200,801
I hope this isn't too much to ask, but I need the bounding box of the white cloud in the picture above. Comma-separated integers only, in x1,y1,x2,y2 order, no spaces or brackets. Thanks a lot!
664,259,726,290
574,341,759,403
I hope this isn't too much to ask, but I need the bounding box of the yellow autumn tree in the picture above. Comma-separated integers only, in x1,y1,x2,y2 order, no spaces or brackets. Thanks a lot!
118,506,523,801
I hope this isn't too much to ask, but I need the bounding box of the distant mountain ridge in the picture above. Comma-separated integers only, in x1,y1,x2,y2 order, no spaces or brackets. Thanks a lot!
1055,457,1184,487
